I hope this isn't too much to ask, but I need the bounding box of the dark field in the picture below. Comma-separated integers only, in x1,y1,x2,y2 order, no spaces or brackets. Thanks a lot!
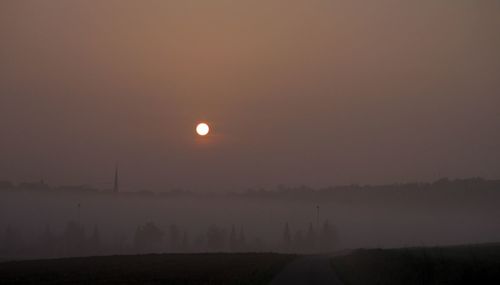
0,253,295,285
332,244,500,285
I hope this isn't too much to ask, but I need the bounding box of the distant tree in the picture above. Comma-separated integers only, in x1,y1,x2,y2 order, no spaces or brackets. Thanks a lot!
206,224,226,251
283,223,291,252
249,237,266,252
169,224,180,251
306,222,317,253
63,221,85,256
40,224,56,257
193,234,206,252
293,230,305,253
238,226,246,251
89,225,101,254
320,220,338,252
113,233,127,254
134,222,164,253
229,225,238,252
2,225,23,256
181,230,189,252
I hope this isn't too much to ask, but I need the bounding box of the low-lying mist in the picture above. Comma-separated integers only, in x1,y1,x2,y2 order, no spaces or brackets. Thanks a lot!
1,178,499,261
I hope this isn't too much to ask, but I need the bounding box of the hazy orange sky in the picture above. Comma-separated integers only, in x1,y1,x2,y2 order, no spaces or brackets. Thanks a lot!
1,1,499,191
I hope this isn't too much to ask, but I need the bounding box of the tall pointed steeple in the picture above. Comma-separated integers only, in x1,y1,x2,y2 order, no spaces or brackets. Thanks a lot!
113,164,119,193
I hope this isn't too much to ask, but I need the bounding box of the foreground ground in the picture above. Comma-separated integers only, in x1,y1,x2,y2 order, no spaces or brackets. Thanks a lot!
0,253,294,285
332,243,500,285
4,244,500,285
270,255,343,285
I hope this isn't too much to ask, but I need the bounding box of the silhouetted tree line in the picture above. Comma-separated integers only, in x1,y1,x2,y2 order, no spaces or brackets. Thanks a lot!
0,219,340,260
282,221,338,253
0,221,101,259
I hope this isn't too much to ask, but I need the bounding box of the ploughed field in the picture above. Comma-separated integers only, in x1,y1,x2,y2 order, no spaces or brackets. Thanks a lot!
332,243,500,285
0,253,295,285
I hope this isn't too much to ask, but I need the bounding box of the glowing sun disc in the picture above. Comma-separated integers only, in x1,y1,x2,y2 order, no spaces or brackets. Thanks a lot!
196,123,210,136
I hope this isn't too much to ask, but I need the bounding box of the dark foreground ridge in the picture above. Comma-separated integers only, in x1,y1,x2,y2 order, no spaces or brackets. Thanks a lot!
332,243,500,285
271,255,344,285
0,253,294,285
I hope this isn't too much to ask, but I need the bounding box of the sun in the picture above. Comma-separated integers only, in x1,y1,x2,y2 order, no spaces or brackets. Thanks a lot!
196,122,210,136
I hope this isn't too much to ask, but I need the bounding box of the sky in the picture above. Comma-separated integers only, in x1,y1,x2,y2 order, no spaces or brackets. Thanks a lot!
0,1,499,191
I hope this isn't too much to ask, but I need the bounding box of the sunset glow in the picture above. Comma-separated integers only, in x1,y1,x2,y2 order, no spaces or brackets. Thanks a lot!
196,123,210,136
